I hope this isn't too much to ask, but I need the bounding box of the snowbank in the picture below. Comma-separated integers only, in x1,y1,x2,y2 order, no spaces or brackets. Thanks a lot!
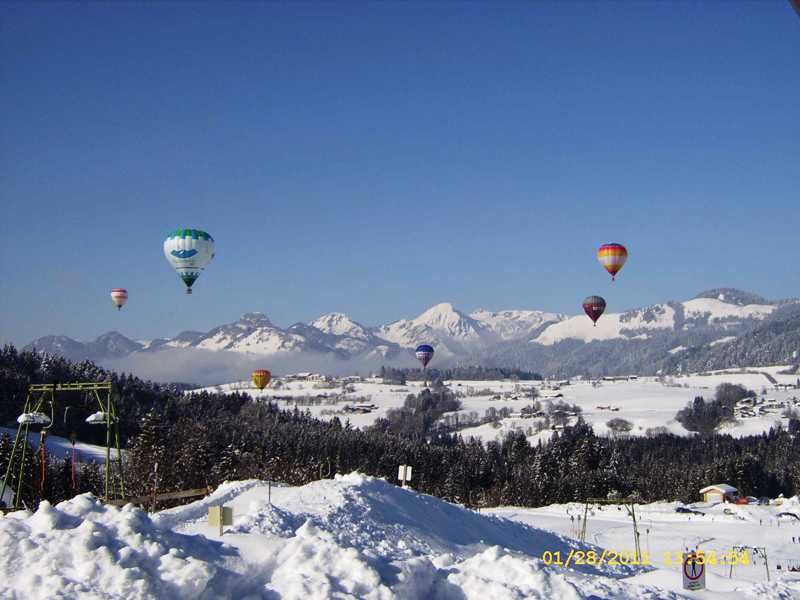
2,473,682,599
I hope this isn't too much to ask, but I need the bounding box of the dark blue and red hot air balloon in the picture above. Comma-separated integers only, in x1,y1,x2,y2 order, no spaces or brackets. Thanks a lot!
415,344,434,368
415,344,434,387
582,296,606,327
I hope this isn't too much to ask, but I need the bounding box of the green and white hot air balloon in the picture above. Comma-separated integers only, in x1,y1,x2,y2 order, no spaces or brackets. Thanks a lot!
163,229,215,294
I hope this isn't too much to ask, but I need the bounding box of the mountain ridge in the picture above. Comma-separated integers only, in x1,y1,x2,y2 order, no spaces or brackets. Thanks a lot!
22,289,800,376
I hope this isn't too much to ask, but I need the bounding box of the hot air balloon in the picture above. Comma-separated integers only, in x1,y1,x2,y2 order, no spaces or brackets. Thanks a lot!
582,295,606,327
252,369,271,391
110,288,128,311
415,344,434,388
415,344,434,368
597,243,627,281
163,229,215,294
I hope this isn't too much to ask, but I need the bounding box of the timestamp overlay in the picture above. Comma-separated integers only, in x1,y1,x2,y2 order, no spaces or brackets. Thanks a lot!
540,549,751,569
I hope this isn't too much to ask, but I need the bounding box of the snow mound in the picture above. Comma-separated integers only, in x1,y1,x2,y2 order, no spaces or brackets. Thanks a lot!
1,474,684,599
0,495,244,600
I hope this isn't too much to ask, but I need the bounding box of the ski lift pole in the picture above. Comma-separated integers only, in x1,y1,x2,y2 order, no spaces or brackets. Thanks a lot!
581,501,590,542
112,398,125,499
15,422,31,508
629,503,642,563
101,389,112,502
0,421,25,509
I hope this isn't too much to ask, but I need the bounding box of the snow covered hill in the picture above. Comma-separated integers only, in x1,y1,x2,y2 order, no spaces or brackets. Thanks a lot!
0,473,695,599
3,473,795,599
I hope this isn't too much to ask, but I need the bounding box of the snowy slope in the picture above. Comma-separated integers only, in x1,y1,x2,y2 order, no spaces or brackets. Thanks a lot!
375,303,490,355
311,313,371,339
682,298,775,324
534,304,676,345
195,313,308,354
470,308,565,341
0,427,109,464
490,497,800,597
4,473,795,599
533,296,779,346
303,313,401,357
0,474,686,599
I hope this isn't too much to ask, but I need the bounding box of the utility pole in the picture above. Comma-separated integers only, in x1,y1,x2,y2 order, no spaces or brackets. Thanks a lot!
586,497,642,563
151,461,159,512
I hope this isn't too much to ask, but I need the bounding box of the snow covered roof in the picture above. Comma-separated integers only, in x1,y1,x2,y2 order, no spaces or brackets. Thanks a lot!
699,484,739,494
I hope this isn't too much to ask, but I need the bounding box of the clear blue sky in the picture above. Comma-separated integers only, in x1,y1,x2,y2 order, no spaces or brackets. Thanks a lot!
1,2,798,346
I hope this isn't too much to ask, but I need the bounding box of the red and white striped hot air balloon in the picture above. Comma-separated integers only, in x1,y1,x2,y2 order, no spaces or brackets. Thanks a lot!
110,288,128,311
597,243,628,281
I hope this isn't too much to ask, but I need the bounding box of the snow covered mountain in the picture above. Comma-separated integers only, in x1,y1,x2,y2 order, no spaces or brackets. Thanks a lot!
22,289,800,376
291,313,401,358
471,308,566,341
533,294,780,346
375,303,491,356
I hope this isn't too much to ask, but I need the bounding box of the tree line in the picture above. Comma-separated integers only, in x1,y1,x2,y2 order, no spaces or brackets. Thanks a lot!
1,346,799,511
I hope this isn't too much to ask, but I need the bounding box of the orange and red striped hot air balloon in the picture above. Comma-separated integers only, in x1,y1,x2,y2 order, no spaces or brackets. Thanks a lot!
597,243,628,281
251,369,271,391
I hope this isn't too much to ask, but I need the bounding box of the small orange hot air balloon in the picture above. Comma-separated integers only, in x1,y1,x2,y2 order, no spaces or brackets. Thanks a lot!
251,369,271,391
597,243,628,281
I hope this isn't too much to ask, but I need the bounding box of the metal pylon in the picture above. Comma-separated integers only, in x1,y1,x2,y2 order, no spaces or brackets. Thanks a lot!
1,381,124,511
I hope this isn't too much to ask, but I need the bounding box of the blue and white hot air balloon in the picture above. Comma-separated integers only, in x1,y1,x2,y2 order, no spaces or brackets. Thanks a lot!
163,229,215,294
415,344,434,369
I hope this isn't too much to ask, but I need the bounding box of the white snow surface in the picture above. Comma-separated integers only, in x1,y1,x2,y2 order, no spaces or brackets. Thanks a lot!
3,474,797,598
197,369,800,442
311,313,371,340
469,308,565,341
682,298,775,323
0,426,109,464
1,474,695,599
535,304,676,345
532,297,777,346
374,303,488,355
490,498,800,599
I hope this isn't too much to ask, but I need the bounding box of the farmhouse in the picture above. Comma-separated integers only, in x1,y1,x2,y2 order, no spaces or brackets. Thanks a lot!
699,484,740,504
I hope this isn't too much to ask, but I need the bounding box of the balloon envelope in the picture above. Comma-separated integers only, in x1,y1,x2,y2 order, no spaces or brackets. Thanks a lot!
251,369,271,390
110,288,128,311
597,243,627,280
415,344,434,368
163,229,215,293
582,295,606,325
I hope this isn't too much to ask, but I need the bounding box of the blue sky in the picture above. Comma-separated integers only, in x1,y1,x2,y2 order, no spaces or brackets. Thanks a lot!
1,2,798,346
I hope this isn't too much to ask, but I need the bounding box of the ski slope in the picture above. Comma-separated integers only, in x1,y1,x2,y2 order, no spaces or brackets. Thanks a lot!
0,426,109,463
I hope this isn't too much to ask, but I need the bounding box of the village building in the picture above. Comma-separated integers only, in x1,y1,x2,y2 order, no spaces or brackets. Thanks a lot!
699,483,740,504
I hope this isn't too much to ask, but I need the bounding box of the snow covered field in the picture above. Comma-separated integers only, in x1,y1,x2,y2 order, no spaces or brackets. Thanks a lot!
0,426,109,464
490,497,800,598
194,367,800,443
1,473,797,599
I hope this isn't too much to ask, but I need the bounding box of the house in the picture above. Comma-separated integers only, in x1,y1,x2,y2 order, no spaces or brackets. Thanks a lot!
699,484,740,504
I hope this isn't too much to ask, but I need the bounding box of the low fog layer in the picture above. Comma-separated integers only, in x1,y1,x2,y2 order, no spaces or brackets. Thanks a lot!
101,348,418,386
